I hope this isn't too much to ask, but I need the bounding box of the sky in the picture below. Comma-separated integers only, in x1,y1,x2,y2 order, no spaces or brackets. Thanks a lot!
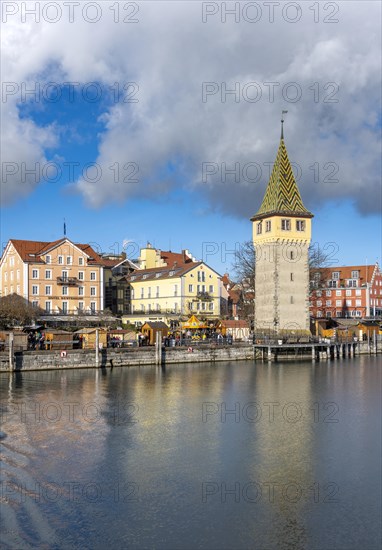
1,0,381,276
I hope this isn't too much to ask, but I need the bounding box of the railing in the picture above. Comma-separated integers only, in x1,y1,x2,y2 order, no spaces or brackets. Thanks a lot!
41,309,102,316
56,276,79,286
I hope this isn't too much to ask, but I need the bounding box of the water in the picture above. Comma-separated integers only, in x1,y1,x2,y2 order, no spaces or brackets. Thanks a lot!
0,357,381,550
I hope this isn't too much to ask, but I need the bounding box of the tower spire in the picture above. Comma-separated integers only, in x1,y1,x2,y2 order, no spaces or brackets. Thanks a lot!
251,115,313,221
281,110,288,139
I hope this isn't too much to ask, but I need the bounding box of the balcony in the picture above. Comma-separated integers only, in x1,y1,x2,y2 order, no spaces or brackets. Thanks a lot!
193,292,213,302
57,276,79,286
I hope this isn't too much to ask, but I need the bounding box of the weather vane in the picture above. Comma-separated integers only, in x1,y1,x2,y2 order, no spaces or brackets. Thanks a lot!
281,110,288,139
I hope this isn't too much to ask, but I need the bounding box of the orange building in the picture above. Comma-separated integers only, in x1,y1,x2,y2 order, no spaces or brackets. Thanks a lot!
0,238,105,315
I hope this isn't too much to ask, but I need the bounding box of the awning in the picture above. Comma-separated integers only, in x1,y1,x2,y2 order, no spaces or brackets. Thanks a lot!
182,315,209,329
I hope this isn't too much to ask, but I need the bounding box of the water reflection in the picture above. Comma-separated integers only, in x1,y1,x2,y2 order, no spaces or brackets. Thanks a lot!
0,357,380,550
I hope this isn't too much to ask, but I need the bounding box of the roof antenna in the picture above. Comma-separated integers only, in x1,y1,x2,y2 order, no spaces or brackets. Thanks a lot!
281,110,288,139
63,218,67,236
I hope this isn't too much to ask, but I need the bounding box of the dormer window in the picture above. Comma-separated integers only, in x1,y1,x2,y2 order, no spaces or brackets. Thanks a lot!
332,272,340,279
351,270,359,279
265,221,271,232
281,219,291,231
155,273,161,278
169,270,175,276
256,222,262,235
143,274,148,280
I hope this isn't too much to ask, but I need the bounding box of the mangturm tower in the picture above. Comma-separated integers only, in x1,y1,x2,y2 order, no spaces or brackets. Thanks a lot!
251,116,314,335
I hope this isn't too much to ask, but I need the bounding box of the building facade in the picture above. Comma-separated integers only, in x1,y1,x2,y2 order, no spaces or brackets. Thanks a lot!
0,239,105,315
251,122,313,334
102,254,137,315
122,245,222,326
310,263,382,318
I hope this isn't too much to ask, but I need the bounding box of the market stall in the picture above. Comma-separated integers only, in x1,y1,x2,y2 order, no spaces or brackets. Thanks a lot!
141,322,169,345
73,328,107,349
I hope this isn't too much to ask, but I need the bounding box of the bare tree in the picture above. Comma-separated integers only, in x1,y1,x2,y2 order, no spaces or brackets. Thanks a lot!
0,294,43,328
231,240,256,291
231,241,256,321
232,240,333,308
308,243,333,291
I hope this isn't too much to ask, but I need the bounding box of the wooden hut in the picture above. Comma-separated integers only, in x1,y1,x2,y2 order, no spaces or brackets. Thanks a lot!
217,320,250,341
141,322,169,345
107,329,136,346
45,330,73,350
73,328,107,349
0,331,28,351
357,320,380,341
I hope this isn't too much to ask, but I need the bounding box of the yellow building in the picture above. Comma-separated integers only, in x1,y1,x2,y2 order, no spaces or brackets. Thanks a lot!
122,245,222,326
0,238,105,315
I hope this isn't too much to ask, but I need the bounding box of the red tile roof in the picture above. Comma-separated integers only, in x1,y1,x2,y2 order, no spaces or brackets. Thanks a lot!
7,239,104,265
220,320,249,328
160,250,193,267
316,264,379,285
228,289,241,303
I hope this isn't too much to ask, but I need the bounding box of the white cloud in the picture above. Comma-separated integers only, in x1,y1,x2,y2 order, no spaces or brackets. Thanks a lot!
1,1,381,216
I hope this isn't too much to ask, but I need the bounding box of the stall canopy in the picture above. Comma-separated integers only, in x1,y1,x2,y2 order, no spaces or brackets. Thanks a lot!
182,315,209,330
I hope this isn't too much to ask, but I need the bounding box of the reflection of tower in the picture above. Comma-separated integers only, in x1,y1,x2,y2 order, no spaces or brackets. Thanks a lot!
251,116,313,334
249,364,314,550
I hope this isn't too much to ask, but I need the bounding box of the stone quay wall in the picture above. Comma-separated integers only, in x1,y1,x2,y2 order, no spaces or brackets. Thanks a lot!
0,341,379,372
0,345,255,372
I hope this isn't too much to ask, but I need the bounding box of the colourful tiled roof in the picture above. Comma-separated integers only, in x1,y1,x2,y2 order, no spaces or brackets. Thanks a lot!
251,137,313,221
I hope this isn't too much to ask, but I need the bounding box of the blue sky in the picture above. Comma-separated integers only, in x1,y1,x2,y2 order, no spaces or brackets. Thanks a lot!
1,1,381,276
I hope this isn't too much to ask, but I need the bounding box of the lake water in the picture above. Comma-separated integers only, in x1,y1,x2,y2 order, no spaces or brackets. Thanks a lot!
1,356,381,550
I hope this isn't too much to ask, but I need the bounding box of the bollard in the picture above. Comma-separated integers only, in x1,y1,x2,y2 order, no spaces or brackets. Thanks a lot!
155,331,162,365
9,332,14,371
95,329,99,367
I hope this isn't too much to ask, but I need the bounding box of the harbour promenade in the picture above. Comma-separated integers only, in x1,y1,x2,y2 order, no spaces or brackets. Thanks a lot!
1,333,380,372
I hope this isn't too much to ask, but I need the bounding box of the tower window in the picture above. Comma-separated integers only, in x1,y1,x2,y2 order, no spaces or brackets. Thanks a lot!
290,296,294,304
265,220,271,232
290,273,294,281
281,219,291,231
290,251,294,260
256,222,262,235
296,220,305,231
